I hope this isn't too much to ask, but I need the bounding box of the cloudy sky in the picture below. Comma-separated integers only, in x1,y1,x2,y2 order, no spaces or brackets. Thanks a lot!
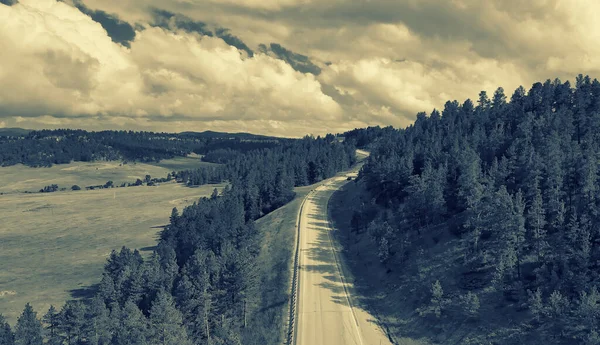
0,0,598,137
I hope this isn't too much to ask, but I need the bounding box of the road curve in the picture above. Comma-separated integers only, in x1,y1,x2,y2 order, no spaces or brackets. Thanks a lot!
295,165,392,345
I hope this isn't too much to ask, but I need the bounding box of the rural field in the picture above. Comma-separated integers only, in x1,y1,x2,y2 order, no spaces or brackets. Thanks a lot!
0,156,218,194
0,160,224,324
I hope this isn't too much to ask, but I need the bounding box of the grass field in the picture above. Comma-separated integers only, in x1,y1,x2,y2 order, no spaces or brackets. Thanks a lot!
0,180,224,324
0,156,218,194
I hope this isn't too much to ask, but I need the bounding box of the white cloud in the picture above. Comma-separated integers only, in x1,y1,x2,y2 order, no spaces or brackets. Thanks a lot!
2,0,600,136
0,0,343,137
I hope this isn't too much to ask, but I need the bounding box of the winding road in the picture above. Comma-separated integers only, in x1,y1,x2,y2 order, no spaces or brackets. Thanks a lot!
294,152,392,345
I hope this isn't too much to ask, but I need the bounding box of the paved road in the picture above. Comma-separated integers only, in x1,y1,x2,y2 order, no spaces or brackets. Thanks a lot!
295,164,392,345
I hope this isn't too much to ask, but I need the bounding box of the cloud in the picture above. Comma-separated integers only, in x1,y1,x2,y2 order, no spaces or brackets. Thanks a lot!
259,43,321,75
0,0,343,137
149,9,254,57
2,0,600,137
0,0,17,6
72,0,136,47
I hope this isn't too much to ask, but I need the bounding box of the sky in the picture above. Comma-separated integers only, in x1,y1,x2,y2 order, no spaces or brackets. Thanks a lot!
0,0,599,137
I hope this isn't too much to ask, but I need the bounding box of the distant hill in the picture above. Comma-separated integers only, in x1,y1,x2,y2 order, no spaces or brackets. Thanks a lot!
0,128,287,167
0,127,31,137
178,130,283,141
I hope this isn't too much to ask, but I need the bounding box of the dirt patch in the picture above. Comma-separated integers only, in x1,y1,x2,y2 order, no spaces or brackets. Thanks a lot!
0,291,17,298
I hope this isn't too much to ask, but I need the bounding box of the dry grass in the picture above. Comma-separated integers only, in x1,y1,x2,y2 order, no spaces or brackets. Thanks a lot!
0,156,217,194
0,159,224,324
243,185,312,345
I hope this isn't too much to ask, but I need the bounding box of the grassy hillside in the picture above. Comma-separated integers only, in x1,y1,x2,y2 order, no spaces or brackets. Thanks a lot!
0,156,217,194
242,184,312,344
0,182,224,324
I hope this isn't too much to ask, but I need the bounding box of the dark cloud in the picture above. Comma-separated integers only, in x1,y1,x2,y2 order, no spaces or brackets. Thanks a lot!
215,28,253,57
259,43,321,75
150,9,253,57
150,9,213,36
73,0,136,48
0,0,17,5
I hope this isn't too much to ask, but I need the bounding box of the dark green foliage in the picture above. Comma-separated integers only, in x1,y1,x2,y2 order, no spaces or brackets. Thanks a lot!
342,125,396,149
70,185,81,191
0,314,14,345
39,184,58,193
83,297,111,345
148,291,190,345
42,306,60,345
174,166,226,186
351,75,600,342
14,304,42,345
112,301,148,345
0,129,285,167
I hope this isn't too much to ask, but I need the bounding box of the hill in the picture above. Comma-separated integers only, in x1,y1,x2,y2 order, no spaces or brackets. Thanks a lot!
0,128,284,167
0,127,31,137
334,75,600,344
178,130,284,141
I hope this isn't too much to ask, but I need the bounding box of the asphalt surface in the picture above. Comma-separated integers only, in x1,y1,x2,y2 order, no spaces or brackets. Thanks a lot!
295,165,392,345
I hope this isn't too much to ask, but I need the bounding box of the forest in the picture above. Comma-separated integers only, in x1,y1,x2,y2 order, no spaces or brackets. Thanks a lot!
346,75,600,343
0,135,356,345
0,129,284,167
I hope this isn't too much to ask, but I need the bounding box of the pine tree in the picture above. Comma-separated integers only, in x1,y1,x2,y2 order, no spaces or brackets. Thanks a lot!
527,182,547,261
113,301,148,345
528,288,544,322
577,287,600,332
149,291,191,345
14,304,43,345
458,292,480,318
169,207,179,226
0,314,14,345
42,306,60,345
83,296,111,345
58,301,85,345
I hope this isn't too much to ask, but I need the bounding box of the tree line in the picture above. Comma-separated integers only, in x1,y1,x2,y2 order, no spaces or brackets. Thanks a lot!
348,74,600,343
0,129,284,167
0,135,356,345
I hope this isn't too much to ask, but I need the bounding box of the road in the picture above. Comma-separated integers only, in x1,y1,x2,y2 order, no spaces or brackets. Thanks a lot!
295,160,392,345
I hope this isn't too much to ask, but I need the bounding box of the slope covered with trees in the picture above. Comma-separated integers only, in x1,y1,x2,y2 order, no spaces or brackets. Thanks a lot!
343,75,600,344
0,135,356,345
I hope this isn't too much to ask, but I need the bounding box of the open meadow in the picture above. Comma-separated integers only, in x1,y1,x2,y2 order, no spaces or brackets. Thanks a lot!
0,156,218,194
0,159,224,324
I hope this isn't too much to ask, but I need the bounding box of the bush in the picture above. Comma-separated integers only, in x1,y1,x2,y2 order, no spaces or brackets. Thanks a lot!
71,185,81,191
458,292,480,318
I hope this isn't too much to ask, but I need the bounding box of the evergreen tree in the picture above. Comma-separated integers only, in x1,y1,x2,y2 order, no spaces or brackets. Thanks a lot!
14,304,43,345
42,306,60,345
58,301,85,345
527,182,548,261
84,296,111,345
148,291,190,345
112,301,148,345
0,314,14,345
